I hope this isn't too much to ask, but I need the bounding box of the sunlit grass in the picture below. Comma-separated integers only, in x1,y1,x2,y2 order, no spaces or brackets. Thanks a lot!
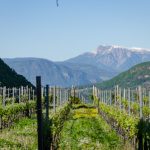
58,105,124,150
0,117,37,150
73,107,98,119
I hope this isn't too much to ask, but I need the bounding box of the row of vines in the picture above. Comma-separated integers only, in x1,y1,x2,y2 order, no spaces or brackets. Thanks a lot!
93,85,150,149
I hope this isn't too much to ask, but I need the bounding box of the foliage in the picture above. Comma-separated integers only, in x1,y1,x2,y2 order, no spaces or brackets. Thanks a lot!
70,96,81,104
99,103,139,139
0,101,36,129
51,102,71,149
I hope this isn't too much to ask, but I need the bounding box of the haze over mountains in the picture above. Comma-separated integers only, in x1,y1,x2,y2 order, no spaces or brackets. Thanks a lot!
3,45,150,86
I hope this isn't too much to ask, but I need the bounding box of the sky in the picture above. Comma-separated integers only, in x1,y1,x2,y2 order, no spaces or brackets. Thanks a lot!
0,0,150,61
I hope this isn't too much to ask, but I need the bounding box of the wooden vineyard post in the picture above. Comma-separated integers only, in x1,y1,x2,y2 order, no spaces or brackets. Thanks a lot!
139,86,143,118
114,86,116,106
28,88,31,101
105,90,106,104
98,97,100,114
119,88,122,110
99,89,101,103
105,90,107,104
2,87,6,107
19,88,21,103
41,87,44,101
123,88,126,110
102,90,104,103
12,87,15,104
64,90,67,103
36,76,43,150
74,87,75,104
59,88,62,106
45,85,49,121
21,86,23,96
66,90,68,102
33,90,35,101
116,85,119,107
109,90,112,105
8,88,9,98
128,88,131,116
92,86,95,103
57,87,59,106
53,86,56,113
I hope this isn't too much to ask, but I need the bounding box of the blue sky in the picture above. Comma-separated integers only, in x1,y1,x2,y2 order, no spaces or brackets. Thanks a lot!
0,0,150,61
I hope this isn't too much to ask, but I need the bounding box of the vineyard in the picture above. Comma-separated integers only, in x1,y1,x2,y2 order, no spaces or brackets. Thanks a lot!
0,77,150,149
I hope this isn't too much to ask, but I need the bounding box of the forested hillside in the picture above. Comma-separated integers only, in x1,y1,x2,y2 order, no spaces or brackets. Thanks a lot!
0,58,33,87
96,61,150,89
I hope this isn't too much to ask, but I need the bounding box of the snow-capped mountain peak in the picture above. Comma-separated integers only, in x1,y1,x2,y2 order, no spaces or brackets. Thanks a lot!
91,45,150,56
130,47,150,53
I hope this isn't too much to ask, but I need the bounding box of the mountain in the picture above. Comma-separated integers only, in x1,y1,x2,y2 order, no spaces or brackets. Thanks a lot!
66,45,150,72
3,45,150,87
3,58,103,86
0,58,33,88
96,61,150,89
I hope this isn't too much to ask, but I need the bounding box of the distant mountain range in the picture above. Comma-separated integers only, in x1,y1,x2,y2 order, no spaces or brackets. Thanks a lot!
0,59,33,88
96,61,150,89
3,58,104,86
3,45,150,86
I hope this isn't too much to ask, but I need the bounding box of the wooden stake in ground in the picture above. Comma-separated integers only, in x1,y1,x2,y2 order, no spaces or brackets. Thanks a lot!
139,86,143,118
36,76,43,150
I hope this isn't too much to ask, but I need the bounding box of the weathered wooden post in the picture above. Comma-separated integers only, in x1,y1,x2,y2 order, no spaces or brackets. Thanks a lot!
36,76,43,150
128,88,131,116
109,90,112,105
53,86,56,113
33,90,35,101
29,88,31,101
102,90,103,103
21,86,23,96
26,86,29,101
64,90,66,103
114,86,116,106
45,85,49,120
2,87,6,107
92,85,95,103
19,88,21,103
119,88,122,110
59,88,62,105
116,85,119,106
139,86,143,118
41,87,44,100
12,87,15,104
8,88,10,98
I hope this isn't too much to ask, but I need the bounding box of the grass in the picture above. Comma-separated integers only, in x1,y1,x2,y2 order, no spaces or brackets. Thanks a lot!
58,105,126,150
0,116,37,150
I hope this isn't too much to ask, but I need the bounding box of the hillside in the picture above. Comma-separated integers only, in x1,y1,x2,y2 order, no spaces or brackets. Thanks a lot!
0,58,33,87
3,45,150,87
3,58,106,86
96,61,150,89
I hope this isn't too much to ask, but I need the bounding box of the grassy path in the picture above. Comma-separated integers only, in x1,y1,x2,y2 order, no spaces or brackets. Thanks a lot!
58,104,124,150
0,117,37,150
